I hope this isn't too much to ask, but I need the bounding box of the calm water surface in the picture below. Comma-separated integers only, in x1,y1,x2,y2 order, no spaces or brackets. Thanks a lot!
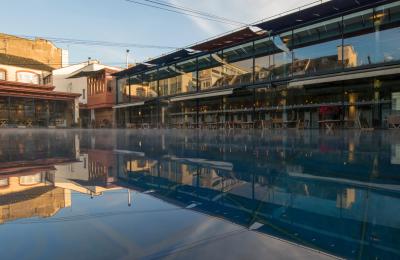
0,129,399,260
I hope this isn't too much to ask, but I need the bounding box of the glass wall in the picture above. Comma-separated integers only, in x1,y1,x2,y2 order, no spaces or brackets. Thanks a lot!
222,42,254,86
199,97,222,125
143,70,159,98
168,100,197,127
224,89,254,123
120,2,400,96
341,6,400,68
117,1,400,128
0,97,8,120
254,33,292,82
198,54,213,91
0,98,71,127
158,66,179,96
176,58,198,94
292,17,343,76
209,51,224,89
117,77,130,104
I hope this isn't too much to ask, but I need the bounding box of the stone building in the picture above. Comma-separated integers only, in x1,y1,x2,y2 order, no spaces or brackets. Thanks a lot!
0,33,68,69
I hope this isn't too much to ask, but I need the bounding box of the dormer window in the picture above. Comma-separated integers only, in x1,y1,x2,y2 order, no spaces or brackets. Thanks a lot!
16,71,39,84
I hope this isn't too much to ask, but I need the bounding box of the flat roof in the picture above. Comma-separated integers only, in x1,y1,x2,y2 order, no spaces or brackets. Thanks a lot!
116,0,394,77
255,0,391,32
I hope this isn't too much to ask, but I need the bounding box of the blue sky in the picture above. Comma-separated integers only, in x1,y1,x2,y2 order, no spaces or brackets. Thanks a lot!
0,0,312,67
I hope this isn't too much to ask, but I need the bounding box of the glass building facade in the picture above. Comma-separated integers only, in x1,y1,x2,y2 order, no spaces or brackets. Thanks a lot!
0,97,74,127
115,1,400,129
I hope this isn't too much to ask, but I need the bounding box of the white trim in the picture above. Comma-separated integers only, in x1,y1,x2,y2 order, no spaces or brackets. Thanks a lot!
170,89,234,102
113,101,145,109
289,67,400,87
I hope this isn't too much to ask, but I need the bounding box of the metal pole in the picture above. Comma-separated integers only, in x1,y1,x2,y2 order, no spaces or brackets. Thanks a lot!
126,50,130,69
128,189,132,207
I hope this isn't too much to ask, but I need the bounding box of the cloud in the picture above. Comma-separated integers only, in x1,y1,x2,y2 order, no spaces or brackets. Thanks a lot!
167,0,316,36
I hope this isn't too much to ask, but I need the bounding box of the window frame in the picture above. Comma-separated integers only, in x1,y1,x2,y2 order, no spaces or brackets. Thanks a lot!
16,70,40,84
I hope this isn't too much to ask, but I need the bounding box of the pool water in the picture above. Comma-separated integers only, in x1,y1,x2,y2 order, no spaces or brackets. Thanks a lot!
0,129,399,260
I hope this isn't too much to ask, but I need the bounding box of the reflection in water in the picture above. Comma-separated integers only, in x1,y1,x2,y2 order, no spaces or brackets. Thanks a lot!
0,129,400,259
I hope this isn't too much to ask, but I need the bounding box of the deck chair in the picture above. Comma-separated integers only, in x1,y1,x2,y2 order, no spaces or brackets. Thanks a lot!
388,115,400,129
356,113,374,131
296,120,310,130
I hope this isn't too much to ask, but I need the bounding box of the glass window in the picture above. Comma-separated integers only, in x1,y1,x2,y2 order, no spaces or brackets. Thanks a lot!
158,66,179,96
0,97,7,119
208,51,225,89
17,71,39,84
343,9,374,36
176,58,197,93
223,42,253,63
0,178,8,187
306,85,343,105
198,55,212,91
344,26,400,68
293,17,342,48
274,32,292,52
271,32,292,80
9,97,25,124
159,78,169,96
225,89,253,111
255,54,273,82
254,37,275,57
129,75,146,99
293,39,342,76
0,70,6,81
223,43,254,87
117,77,130,104
272,51,292,80
169,76,179,95
292,17,343,76
374,2,400,28
143,70,158,98
20,173,42,185
254,33,293,82
393,92,400,111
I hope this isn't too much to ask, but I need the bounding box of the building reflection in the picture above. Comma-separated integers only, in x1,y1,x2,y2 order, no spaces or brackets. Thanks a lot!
0,130,399,259
0,175,71,225
0,132,121,224
113,131,400,260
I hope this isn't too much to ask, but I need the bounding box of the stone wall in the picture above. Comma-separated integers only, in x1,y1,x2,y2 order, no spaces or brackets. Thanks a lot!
0,33,63,69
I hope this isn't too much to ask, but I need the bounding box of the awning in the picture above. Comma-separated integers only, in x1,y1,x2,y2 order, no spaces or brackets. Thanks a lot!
190,27,266,52
113,101,145,109
170,89,234,102
289,66,400,87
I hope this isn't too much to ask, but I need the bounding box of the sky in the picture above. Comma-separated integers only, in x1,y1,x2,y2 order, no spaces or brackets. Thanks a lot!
0,0,313,68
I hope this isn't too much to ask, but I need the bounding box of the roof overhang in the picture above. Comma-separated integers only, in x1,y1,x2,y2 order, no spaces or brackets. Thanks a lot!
67,68,119,79
0,80,80,101
191,27,267,52
147,49,194,66
113,63,155,78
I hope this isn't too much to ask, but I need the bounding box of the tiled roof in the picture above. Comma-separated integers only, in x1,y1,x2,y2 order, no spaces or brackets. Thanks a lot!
0,53,53,72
